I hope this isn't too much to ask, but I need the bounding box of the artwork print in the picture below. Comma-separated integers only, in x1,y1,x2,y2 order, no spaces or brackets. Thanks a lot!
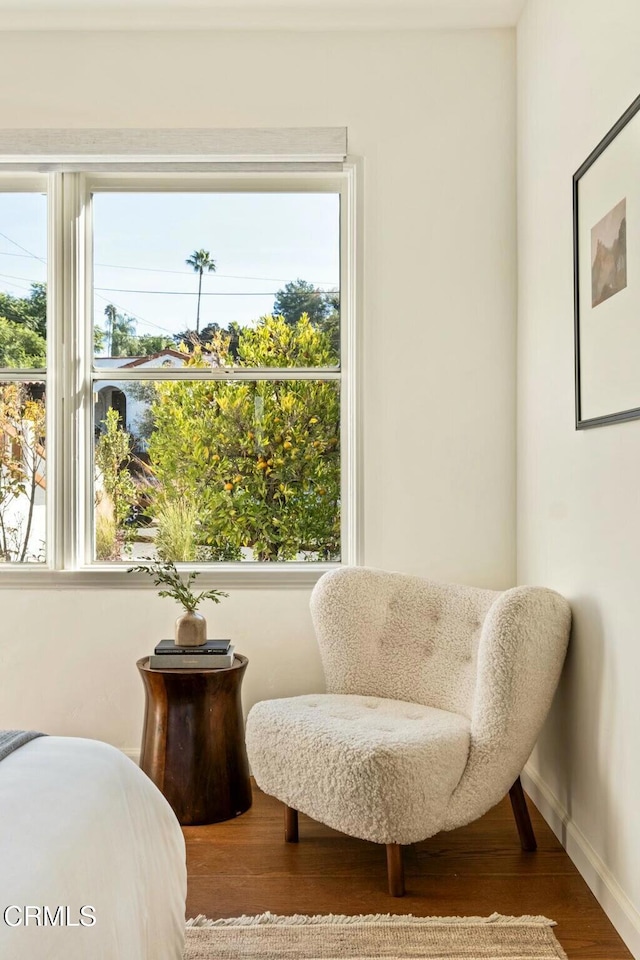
591,198,627,308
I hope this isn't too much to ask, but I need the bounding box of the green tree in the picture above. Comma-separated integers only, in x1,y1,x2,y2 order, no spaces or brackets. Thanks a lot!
0,283,107,363
96,325,173,359
94,324,106,354
148,315,340,562
0,317,46,368
174,321,241,362
186,249,216,335
110,313,137,357
103,304,117,354
321,290,340,357
273,279,330,328
95,408,138,559
0,283,47,338
24,283,47,338
133,335,175,356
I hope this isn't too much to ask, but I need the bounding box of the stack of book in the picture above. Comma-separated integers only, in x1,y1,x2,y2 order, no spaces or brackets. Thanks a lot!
149,639,235,670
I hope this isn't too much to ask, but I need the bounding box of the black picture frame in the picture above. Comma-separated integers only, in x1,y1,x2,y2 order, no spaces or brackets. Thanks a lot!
574,91,640,429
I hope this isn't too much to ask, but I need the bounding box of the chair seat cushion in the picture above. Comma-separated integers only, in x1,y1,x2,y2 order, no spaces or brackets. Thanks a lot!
246,693,471,845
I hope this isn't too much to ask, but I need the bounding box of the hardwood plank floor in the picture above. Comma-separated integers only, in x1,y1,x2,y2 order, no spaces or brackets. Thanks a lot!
184,783,632,960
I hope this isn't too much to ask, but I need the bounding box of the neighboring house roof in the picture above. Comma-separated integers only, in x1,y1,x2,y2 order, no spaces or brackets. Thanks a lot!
119,349,188,368
94,349,188,370
95,348,219,371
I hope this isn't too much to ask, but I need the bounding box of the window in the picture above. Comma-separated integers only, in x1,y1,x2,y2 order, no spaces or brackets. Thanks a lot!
0,163,357,584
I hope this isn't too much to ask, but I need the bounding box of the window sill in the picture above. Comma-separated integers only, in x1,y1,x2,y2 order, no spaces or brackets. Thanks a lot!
0,562,341,590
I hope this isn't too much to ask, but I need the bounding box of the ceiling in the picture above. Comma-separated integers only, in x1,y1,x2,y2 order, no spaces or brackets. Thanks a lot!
0,0,527,31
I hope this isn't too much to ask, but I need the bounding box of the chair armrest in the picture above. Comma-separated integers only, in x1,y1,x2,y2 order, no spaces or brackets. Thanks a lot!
444,585,571,829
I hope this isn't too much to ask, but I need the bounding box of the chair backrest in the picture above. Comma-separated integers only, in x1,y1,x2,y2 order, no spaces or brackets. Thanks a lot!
310,567,500,719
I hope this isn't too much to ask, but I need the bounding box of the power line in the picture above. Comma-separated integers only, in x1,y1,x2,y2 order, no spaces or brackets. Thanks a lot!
0,269,175,338
0,230,337,341
0,226,176,338
0,251,39,260
96,287,280,297
97,263,337,287
0,228,177,339
0,271,45,284
0,248,337,287
0,231,46,264
0,271,44,286
0,276,35,293
0,271,334,298
94,294,176,339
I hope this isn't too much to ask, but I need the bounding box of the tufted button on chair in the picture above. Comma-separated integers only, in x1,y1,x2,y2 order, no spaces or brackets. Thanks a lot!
245,567,571,896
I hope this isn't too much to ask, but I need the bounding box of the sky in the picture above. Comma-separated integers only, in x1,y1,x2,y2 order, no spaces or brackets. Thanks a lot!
0,193,48,300
0,190,340,352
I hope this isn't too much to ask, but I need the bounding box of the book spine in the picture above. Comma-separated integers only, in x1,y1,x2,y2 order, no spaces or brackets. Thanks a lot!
154,649,230,656
149,655,235,669
155,640,231,652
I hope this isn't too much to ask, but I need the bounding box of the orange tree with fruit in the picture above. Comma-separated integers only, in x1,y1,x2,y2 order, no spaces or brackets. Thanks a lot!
147,314,340,562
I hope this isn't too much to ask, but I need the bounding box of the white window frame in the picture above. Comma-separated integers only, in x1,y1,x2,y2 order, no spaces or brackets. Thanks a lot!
0,164,361,588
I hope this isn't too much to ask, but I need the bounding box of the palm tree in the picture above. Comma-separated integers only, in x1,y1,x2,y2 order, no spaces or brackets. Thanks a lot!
104,303,117,355
111,314,137,357
186,249,216,335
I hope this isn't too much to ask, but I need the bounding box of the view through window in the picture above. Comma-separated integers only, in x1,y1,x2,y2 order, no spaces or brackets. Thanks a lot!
0,192,47,564
91,191,341,564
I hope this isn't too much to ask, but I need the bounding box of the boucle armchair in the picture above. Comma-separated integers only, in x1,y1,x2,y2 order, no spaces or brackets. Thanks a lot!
246,567,571,896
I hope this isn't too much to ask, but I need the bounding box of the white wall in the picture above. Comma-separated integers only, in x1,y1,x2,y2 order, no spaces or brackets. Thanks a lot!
0,30,516,749
517,1,640,953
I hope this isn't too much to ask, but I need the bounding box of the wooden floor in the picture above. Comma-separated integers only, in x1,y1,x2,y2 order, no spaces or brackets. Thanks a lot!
184,783,632,960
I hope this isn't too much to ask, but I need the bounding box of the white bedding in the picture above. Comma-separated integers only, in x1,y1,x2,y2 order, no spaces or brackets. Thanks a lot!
0,736,186,959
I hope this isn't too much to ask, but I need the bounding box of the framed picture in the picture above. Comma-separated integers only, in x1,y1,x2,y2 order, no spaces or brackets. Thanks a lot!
574,92,640,429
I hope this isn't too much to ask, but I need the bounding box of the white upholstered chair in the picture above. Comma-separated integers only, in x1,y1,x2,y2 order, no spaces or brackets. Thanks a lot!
246,567,571,896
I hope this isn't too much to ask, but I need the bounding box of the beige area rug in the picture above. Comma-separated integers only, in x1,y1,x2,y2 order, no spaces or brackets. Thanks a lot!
183,912,568,959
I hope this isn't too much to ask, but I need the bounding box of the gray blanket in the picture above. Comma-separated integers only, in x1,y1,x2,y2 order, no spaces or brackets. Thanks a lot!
0,730,46,762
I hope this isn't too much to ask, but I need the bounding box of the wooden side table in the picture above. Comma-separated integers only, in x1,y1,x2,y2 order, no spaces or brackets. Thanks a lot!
137,654,252,826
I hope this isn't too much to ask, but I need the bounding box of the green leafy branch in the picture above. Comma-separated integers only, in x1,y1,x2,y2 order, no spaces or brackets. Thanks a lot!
127,559,228,613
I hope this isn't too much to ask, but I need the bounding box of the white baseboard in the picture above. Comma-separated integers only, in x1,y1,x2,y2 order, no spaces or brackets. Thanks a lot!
121,747,140,765
522,765,640,959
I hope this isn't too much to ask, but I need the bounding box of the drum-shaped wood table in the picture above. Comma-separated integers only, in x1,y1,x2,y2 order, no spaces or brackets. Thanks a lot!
137,654,252,825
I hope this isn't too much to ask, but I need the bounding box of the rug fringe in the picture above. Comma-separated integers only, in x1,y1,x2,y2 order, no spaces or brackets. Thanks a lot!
186,912,557,928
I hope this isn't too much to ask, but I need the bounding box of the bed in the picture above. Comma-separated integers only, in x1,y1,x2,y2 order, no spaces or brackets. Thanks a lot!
0,736,186,959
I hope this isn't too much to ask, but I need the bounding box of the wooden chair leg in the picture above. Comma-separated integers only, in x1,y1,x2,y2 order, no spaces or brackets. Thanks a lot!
284,804,299,843
386,843,405,896
509,776,537,851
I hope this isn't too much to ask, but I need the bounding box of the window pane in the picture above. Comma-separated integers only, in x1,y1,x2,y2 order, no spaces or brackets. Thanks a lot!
0,193,47,371
93,378,340,563
92,193,340,369
0,382,46,563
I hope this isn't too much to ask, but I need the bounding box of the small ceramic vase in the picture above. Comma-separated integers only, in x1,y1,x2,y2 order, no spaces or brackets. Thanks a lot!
175,610,207,647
